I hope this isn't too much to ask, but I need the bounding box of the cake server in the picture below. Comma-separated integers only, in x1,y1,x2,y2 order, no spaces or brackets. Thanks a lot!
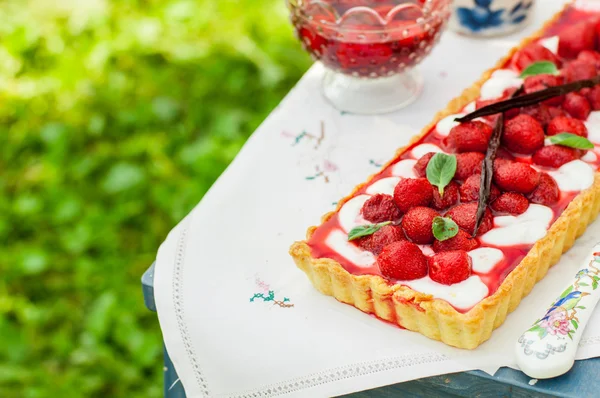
515,243,600,379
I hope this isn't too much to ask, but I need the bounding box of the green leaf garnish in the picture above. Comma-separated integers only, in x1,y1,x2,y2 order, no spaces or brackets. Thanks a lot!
432,216,459,241
348,221,391,241
426,153,456,196
520,61,559,78
549,133,594,149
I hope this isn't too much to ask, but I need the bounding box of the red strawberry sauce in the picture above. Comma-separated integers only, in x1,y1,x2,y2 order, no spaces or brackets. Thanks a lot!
307,4,600,313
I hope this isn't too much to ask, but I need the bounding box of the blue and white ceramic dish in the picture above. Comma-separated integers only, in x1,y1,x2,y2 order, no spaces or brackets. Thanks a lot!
449,0,535,36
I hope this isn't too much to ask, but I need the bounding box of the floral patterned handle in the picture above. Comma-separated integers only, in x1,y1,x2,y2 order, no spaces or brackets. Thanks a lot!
515,244,600,379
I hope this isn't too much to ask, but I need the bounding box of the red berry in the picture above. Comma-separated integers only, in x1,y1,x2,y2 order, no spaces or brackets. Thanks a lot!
502,114,545,154
532,145,582,168
459,174,500,203
446,203,493,236
428,250,472,285
377,241,428,280
361,194,401,223
455,152,485,181
585,85,600,110
432,229,479,253
563,60,597,83
493,157,512,174
401,207,440,244
357,225,406,255
578,50,600,69
527,172,560,205
558,21,597,59
494,162,540,194
413,152,435,177
562,92,592,120
520,105,566,128
447,121,493,153
524,74,565,106
491,192,529,215
393,178,433,213
547,116,588,137
431,181,459,210
512,42,561,71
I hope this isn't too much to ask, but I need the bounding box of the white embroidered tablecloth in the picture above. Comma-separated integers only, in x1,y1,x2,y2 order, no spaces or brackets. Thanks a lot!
154,1,600,396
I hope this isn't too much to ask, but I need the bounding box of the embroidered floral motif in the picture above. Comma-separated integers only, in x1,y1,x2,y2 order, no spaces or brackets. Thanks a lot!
249,278,294,308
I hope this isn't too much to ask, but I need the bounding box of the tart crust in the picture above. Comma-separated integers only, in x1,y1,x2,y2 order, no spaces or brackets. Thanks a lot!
289,3,600,349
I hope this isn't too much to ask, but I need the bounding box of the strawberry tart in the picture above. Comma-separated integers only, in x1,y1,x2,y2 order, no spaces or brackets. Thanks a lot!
290,3,600,349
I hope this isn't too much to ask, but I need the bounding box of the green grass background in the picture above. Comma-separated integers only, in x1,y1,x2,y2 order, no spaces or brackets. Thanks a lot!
1,0,310,396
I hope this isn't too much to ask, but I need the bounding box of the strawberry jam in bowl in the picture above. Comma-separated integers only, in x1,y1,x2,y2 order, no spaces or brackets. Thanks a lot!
287,0,451,114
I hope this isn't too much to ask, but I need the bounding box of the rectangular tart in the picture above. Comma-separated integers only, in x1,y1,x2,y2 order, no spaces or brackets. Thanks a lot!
290,3,600,349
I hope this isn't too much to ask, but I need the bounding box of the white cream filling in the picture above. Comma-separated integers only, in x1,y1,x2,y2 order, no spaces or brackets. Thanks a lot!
539,35,559,54
403,276,489,310
548,160,595,192
338,194,370,233
435,114,464,137
463,101,476,113
582,150,598,163
479,69,523,100
419,245,435,257
480,204,554,247
411,143,443,159
325,230,375,268
391,159,417,178
468,248,504,274
585,111,600,144
365,177,401,196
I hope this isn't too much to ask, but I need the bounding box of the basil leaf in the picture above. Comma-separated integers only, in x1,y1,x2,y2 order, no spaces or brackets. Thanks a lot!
549,133,594,149
520,61,559,78
432,216,459,241
348,221,391,241
426,153,457,196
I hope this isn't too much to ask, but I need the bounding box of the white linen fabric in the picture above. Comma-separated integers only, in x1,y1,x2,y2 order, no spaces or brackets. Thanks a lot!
154,1,600,396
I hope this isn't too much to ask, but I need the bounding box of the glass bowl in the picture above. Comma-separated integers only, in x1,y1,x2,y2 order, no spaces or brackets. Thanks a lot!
287,0,452,114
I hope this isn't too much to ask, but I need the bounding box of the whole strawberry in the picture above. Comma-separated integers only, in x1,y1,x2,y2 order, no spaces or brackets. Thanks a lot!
524,74,565,106
547,116,588,137
578,50,600,69
502,114,545,154
447,121,493,153
459,174,500,203
562,92,591,120
532,145,582,168
585,86,600,110
527,172,560,205
491,192,529,215
494,162,540,194
357,225,406,255
455,152,485,181
431,181,460,210
446,203,494,236
361,194,401,223
432,229,479,253
428,250,472,285
377,241,427,280
393,178,433,213
563,60,597,83
520,104,566,128
401,206,440,244
558,21,597,59
413,152,435,177
512,43,561,71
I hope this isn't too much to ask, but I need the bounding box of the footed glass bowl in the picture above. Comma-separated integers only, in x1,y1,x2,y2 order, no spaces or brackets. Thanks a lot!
288,0,451,114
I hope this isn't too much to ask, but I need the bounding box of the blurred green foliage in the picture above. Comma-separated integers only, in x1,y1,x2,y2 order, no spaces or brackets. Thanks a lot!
0,0,310,396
